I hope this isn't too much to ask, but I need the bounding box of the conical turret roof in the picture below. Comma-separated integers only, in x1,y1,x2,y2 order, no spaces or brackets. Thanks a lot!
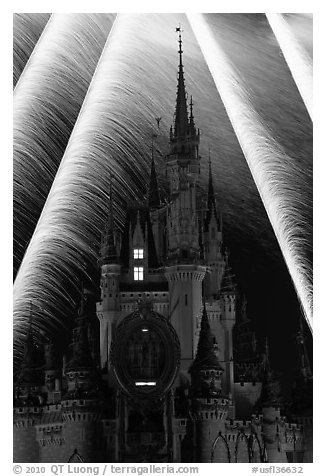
148,150,161,209
100,178,118,265
190,305,223,373
65,287,95,372
204,155,219,232
173,29,188,140
259,339,282,408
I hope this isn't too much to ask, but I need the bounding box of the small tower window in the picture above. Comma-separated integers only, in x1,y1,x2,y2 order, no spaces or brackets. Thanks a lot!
133,248,144,259
134,267,144,281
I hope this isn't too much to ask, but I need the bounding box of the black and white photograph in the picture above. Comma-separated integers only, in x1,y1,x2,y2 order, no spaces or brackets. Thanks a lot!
12,10,313,467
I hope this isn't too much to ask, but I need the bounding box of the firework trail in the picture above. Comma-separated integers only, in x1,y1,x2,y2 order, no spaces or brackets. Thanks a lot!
266,13,313,121
187,13,312,332
13,13,182,359
13,13,116,276
13,13,312,370
13,13,51,88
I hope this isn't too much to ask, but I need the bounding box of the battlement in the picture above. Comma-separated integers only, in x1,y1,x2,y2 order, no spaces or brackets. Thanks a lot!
164,265,206,282
291,415,313,427
192,397,230,421
35,423,65,447
61,399,102,422
225,419,253,431
192,409,228,421
119,291,169,316
284,422,303,432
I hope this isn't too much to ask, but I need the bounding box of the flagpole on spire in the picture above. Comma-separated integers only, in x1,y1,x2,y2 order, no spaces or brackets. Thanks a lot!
173,24,188,139
176,24,183,59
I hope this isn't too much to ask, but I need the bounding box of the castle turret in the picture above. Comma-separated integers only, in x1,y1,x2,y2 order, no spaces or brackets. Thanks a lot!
51,289,102,463
166,28,201,261
164,29,206,375
14,317,44,406
260,339,287,463
189,305,229,462
233,295,263,419
287,317,313,462
43,339,61,404
130,210,149,279
203,155,225,298
219,254,236,414
96,182,121,369
65,288,98,396
14,316,44,463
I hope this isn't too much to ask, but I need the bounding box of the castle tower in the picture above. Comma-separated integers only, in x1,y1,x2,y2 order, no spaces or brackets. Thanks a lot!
164,29,206,375
287,317,313,462
96,182,121,370
43,339,61,405
203,155,225,298
166,29,201,259
58,290,102,463
129,210,149,280
65,287,98,394
13,318,44,463
189,305,229,462
219,254,236,414
233,295,263,419
260,340,287,463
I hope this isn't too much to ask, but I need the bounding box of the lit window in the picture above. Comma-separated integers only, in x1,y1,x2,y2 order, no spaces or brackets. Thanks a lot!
133,248,144,259
134,267,144,281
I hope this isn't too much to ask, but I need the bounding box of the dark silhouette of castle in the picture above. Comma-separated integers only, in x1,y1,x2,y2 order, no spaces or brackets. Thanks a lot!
13,29,312,464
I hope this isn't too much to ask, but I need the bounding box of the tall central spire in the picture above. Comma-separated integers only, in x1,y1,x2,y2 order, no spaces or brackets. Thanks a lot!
174,27,188,139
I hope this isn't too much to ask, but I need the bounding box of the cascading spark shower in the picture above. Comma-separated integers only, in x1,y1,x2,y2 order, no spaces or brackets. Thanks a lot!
187,13,312,332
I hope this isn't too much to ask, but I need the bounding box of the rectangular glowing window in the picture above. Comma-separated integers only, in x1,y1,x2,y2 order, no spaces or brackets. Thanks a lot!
134,267,144,281
135,382,157,387
133,248,144,259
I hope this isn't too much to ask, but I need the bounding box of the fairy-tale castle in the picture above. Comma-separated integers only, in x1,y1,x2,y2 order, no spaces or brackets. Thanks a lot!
13,30,312,464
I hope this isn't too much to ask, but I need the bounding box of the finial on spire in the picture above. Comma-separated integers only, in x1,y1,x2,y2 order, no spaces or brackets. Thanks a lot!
176,24,183,57
172,24,189,140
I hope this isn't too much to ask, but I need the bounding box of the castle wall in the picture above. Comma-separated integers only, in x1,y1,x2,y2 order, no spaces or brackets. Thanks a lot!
36,420,102,463
14,423,39,463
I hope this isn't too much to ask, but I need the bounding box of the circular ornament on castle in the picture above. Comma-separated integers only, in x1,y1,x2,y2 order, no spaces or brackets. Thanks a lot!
110,306,180,397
